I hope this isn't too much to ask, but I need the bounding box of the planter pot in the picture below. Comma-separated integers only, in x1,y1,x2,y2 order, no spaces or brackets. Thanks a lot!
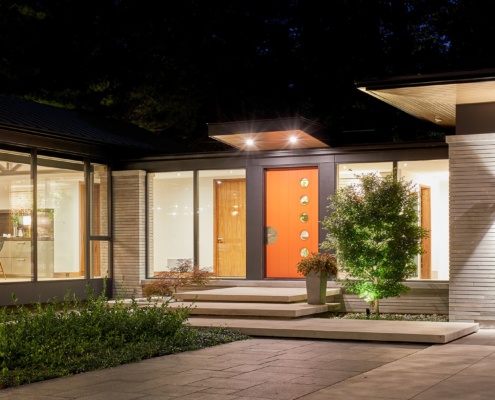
305,270,328,305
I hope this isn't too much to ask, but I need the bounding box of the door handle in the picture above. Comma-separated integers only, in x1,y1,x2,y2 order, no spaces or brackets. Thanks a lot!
217,237,223,243
265,226,278,245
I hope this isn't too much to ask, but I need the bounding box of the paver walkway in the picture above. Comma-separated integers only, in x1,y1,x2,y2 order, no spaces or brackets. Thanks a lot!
2,329,495,399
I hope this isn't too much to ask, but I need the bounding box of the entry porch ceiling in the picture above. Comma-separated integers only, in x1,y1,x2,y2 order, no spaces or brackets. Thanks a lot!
356,69,495,129
207,117,330,151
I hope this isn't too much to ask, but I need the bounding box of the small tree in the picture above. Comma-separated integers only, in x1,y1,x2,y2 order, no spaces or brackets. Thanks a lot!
321,171,428,316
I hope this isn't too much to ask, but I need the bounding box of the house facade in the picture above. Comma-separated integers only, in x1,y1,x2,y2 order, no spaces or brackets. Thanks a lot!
2,69,495,326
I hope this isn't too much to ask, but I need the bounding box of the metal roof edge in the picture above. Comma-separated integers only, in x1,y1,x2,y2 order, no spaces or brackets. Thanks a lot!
356,68,495,91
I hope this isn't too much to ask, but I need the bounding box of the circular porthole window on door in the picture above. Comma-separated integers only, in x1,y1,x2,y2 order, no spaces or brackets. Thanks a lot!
300,212,309,223
300,230,309,240
300,195,309,205
300,178,309,188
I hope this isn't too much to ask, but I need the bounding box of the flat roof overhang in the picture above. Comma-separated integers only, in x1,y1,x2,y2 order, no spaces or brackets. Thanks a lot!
207,117,330,151
356,68,495,129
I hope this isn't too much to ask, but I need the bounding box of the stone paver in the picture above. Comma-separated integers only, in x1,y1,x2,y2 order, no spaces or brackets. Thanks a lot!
2,331,495,399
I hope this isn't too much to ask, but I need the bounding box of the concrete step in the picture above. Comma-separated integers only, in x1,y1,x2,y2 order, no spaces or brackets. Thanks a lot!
173,287,341,303
166,301,340,318
186,317,480,344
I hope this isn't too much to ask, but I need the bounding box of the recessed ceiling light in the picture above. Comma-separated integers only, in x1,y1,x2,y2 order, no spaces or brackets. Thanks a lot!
246,138,254,145
289,136,298,143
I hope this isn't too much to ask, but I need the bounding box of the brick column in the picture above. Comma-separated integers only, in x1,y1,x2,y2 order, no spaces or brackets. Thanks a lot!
447,133,495,327
112,170,147,298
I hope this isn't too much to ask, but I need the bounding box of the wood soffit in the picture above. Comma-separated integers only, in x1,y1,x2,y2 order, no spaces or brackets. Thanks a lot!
357,70,495,129
207,117,330,151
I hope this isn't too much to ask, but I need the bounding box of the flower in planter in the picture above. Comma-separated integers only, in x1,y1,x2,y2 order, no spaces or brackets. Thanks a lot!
296,252,338,277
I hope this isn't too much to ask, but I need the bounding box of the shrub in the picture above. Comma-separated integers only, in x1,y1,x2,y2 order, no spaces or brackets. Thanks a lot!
142,278,174,297
142,259,217,296
0,282,247,388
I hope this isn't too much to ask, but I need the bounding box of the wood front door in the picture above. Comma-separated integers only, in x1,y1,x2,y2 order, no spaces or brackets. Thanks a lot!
265,168,319,278
420,185,431,279
214,178,246,277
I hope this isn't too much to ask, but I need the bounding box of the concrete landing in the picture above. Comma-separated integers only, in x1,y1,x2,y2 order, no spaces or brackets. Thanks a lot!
187,316,479,344
166,301,341,318
173,286,340,303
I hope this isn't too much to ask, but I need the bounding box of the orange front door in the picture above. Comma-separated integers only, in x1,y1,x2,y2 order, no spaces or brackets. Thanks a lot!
265,168,319,278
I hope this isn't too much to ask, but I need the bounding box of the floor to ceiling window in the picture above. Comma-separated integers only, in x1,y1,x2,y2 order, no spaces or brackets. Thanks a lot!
149,171,194,275
0,150,33,281
198,169,246,277
37,156,85,279
90,163,110,279
0,149,111,283
398,160,449,280
149,169,246,277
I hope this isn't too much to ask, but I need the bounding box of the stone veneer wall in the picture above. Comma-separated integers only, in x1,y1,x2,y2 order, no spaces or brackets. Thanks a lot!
447,133,495,327
336,282,449,315
112,170,146,298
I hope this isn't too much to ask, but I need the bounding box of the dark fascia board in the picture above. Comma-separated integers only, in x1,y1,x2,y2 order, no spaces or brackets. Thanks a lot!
0,127,109,160
356,68,495,91
0,125,154,161
118,140,448,172
207,116,331,144
119,138,447,164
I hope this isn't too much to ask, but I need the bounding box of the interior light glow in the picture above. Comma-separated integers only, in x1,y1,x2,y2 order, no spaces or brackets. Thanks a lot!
289,136,298,143
246,138,254,145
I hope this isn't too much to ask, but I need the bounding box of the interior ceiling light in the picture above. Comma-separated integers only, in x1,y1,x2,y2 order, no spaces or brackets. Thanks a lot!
434,117,443,123
289,136,298,143
246,138,254,145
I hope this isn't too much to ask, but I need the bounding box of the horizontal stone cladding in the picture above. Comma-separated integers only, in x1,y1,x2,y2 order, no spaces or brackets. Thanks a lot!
447,133,495,327
335,282,449,315
112,170,146,298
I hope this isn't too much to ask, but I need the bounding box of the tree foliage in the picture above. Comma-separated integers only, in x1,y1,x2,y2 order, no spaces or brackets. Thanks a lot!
321,172,428,315
0,0,490,147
